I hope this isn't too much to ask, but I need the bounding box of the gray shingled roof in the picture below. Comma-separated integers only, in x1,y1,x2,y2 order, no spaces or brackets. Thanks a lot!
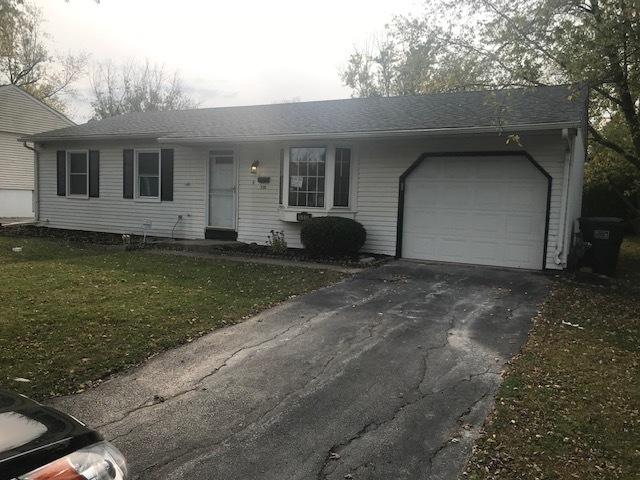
26,85,586,142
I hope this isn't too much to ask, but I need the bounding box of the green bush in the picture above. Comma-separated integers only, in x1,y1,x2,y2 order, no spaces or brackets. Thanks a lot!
300,216,366,256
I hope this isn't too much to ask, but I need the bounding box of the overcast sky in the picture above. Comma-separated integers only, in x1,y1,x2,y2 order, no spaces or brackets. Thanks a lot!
38,0,423,122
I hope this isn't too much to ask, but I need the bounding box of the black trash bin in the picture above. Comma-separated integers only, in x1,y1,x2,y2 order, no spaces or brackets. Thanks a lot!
578,217,625,276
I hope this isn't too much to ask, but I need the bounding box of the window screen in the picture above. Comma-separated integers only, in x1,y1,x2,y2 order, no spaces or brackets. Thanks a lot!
137,151,160,198
68,152,88,195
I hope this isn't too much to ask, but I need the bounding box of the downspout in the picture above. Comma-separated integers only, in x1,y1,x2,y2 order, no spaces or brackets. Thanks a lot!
22,142,39,222
554,128,573,265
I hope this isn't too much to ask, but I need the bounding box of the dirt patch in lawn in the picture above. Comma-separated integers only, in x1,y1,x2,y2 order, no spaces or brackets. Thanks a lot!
0,235,344,401
463,237,640,479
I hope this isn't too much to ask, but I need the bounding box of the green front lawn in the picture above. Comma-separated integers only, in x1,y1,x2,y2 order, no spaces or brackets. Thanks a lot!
465,237,640,480
0,236,343,400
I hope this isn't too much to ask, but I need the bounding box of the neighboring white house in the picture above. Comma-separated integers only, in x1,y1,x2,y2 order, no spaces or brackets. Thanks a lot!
22,85,588,270
0,85,74,218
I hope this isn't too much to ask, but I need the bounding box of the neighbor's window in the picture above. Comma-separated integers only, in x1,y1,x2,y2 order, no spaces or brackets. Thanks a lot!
67,151,88,196
136,150,160,198
288,147,326,207
333,148,351,207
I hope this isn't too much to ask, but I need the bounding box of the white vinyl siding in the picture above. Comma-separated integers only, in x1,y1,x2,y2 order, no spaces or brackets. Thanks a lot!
0,85,73,216
38,142,206,239
235,131,569,270
0,131,33,190
37,129,578,270
0,85,72,135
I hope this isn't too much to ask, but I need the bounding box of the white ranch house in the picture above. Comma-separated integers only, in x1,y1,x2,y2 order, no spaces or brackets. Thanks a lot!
23,85,588,270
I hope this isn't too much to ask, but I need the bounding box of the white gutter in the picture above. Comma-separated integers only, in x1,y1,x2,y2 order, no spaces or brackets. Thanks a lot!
21,121,580,144
18,133,164,143
157,121,581,144
554,128,574,265
21,141,39,222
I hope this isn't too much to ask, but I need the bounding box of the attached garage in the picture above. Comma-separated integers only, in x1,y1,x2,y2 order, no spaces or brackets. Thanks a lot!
399,153,550,270
25,84,587,271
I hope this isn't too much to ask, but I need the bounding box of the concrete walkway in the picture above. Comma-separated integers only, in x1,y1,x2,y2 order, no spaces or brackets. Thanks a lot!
0,217,33,226
51,261,548,480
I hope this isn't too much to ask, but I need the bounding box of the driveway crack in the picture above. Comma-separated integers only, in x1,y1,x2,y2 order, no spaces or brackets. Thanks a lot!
98,319,314,430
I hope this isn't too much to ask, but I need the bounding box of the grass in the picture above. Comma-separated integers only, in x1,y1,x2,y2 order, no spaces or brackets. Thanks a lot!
464,237,640,480
0,236,343,400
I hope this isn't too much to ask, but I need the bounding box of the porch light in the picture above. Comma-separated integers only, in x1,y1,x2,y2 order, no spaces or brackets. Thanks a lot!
250,160,260,174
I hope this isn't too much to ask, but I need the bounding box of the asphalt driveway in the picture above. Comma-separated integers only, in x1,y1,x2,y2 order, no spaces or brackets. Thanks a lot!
51,261,549,480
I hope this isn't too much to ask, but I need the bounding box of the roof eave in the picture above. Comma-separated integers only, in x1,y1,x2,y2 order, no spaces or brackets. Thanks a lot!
20,120,582,144
157,121,582,144
19,133,164,143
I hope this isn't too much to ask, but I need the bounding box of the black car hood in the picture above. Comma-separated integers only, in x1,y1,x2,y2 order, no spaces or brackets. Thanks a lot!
0,389,101,479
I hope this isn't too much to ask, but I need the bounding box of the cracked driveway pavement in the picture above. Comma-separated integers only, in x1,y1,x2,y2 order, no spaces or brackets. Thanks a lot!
51,261,549,479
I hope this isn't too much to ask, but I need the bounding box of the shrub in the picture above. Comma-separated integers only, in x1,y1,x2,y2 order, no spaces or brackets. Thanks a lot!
300,216,366,257
267,230,288,254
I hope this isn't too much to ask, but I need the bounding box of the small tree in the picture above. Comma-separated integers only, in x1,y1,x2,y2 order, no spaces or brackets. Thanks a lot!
90,60,198,120
0,0,87,111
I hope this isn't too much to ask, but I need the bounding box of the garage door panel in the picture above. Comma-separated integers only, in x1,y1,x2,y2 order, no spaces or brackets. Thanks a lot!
504,242,544,266
404,181,440,205
506,214,545,239
403,208,438,232
439,211,471,233
473,159,502,178
439,184,472,208
437,237,473,261
437,159,470,178
474,186,504,209
466,240,501,262
403,234,438,258
506,184,547,210
470,212,506,236
402,155,547,270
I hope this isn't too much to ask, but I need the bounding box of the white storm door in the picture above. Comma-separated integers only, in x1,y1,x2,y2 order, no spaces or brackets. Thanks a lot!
208,153,236,229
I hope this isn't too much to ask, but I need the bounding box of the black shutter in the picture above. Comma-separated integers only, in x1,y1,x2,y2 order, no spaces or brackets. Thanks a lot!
56,150,66,196
333,148,351,207
160,148,174,201
89,150,100,198
123,149,134,199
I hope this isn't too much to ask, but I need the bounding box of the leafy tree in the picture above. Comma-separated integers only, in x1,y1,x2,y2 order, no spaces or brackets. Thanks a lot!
90,60,198,120
584,114,640,226
343,0,640,223
0,0,86,112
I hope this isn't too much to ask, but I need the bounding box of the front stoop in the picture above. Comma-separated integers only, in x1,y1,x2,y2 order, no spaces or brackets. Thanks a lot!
205,228,238,241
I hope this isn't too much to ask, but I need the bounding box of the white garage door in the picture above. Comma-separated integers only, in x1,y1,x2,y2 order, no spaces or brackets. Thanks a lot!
401,154,548,269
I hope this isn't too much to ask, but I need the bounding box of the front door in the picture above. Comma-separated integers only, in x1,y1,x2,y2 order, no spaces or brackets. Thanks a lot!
208,152,236,229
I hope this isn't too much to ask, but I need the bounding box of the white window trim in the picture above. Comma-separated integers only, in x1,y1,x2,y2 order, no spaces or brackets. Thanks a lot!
134,148,161,202
66,150,89,199
281,143,356,212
